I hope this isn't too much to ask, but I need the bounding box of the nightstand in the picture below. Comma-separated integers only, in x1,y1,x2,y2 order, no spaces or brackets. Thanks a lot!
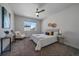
57,34,64,44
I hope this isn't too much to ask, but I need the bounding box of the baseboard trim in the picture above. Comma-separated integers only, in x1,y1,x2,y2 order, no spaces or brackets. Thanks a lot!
64,42,79,49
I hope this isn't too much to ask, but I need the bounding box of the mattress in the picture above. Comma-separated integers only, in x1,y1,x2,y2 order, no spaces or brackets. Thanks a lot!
31,34,55,42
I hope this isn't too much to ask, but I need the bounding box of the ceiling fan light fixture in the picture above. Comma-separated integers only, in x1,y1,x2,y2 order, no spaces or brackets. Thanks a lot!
36,12,39,17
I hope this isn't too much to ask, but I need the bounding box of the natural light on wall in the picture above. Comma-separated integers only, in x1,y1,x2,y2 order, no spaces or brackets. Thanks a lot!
24,21,37,31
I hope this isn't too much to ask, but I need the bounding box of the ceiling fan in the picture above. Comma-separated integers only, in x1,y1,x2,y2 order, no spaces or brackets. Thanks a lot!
35,8,45,17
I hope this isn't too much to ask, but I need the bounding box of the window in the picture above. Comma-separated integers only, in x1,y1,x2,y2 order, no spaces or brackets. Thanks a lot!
24,21,37,31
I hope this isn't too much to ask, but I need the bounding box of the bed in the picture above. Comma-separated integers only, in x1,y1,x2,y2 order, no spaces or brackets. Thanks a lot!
30,30,58,51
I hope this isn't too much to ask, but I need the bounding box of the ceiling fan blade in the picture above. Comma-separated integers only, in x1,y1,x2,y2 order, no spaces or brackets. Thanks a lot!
38,9,45,13
36,8,38,13
36,8,38,10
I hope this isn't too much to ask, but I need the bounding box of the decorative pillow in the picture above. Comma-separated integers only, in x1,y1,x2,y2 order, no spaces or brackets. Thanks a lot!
45,32,50,35
51,32,54,35
45,32,54,36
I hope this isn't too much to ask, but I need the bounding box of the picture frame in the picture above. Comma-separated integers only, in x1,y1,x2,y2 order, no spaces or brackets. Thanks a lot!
2,6,11,29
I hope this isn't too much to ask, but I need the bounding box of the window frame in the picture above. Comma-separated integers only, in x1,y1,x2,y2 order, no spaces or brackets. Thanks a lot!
24,21,37,31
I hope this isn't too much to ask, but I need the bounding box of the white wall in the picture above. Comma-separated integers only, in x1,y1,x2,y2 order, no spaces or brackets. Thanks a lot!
42,4,79,49
14,15,42,37
0,3,14,53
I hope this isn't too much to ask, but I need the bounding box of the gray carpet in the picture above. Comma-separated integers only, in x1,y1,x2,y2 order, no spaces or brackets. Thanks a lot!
2,38,79,56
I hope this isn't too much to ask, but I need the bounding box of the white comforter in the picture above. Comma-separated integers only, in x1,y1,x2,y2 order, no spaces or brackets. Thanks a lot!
31,34,57,50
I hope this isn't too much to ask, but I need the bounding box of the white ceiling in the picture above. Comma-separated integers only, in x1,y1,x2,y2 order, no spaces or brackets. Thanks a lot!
8,3,74,20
